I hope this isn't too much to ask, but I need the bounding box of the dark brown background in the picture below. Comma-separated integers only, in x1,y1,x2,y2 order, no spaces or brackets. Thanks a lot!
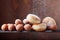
0,0,32,25
0,0,59,29
0,0,60,40
0,0,60,30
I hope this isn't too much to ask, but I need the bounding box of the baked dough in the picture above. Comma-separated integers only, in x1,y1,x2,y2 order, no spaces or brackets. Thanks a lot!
42,17,56,26
26,14,41,24
32,23,47,31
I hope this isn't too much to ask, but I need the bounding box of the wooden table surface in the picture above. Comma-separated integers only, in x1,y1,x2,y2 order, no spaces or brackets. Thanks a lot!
0,31,60,40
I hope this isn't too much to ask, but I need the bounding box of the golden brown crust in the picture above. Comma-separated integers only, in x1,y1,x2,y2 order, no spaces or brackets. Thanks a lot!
24,24,32,31
16,24,23,31
26,14,41,24
42,17,56,26
32,23,47,31
15,19,22,25
8,24,15,31
23,19,29,24
1,24,8,31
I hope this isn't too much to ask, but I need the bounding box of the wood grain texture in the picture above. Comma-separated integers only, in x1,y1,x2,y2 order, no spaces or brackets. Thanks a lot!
43,0,60,30
0,31,60,40
0,0,60,30
0,0,60,40
32,0,60,30
0,0,32,25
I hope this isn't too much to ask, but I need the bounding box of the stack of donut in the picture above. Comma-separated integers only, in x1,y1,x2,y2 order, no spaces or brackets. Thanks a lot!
1,14,57,32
